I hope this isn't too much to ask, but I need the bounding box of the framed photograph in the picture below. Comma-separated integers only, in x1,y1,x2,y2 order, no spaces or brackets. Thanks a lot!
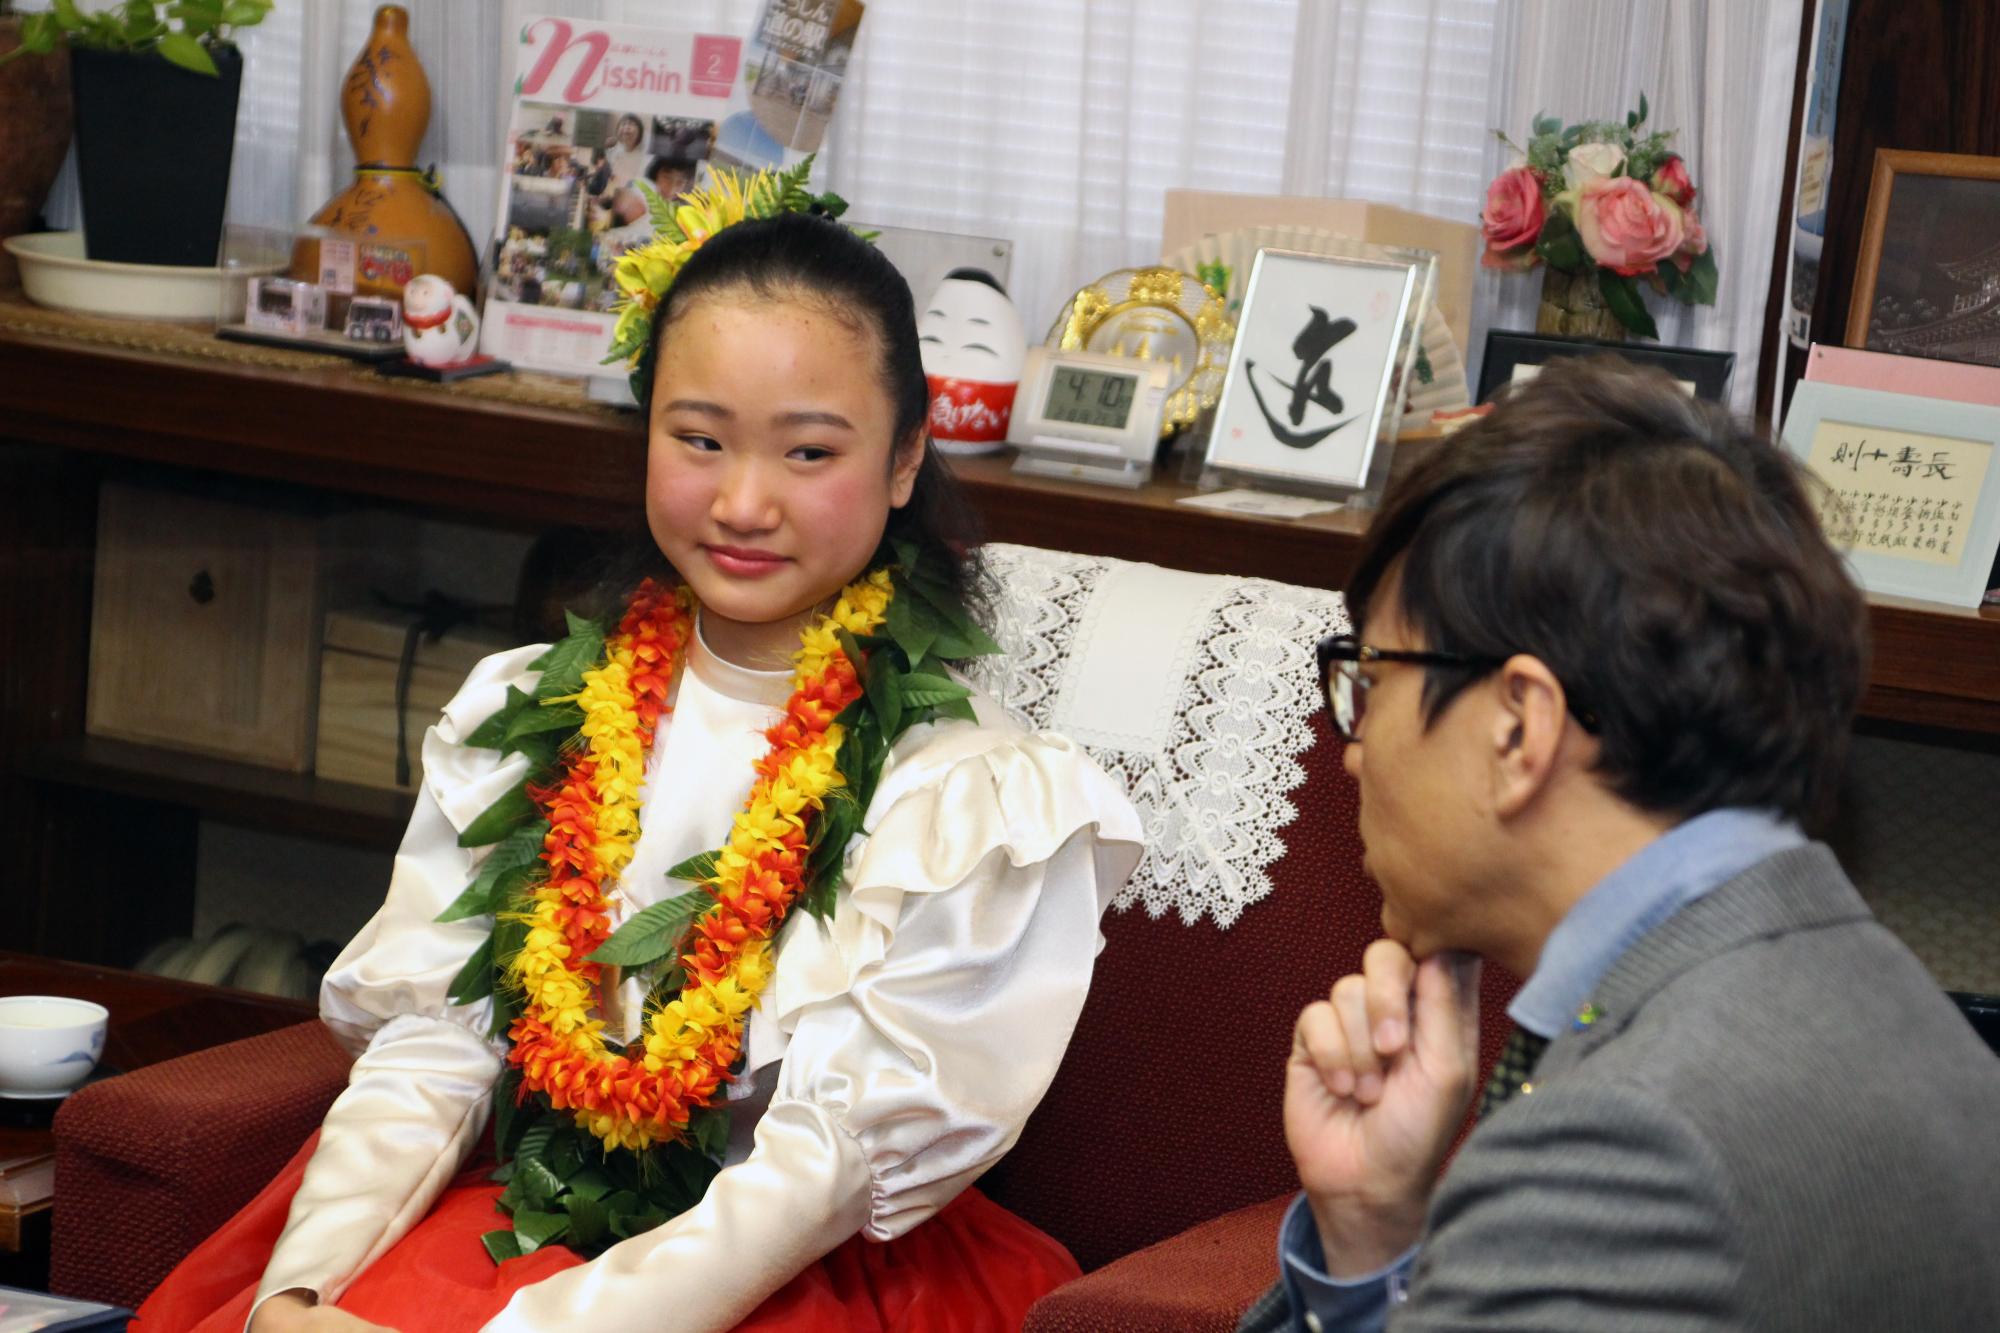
1846,149,2000,367
1477,330,1736,404
1779,380,2000,608
1203,248,1423,495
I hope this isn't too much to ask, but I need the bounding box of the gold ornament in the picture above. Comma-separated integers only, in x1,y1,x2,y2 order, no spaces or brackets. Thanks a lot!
1047,267,1234,433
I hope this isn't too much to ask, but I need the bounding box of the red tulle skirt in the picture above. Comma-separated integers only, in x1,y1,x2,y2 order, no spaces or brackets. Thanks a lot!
133,1134,1078,1333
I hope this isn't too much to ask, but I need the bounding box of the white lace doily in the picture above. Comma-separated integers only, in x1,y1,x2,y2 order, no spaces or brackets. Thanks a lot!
966,544,1350,928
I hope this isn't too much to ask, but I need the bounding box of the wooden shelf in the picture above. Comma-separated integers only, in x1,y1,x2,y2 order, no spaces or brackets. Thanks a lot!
30,736,413,852
0,304,1376,575
1,301,1996,732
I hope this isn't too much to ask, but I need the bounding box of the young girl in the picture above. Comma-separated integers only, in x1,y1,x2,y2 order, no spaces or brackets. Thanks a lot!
135,210,1142,1331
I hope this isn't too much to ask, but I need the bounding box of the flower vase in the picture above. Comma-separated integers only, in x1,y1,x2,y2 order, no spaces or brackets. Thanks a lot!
1536,267,1626,341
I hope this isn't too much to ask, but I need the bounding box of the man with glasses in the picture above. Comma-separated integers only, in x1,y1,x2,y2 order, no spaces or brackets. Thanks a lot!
1243,358,1999,1332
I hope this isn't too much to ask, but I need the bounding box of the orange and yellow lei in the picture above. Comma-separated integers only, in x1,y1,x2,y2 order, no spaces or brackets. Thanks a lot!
504,571,892,1153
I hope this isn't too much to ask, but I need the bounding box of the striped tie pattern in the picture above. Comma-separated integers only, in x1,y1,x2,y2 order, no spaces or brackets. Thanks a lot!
1476,1025,1550,1120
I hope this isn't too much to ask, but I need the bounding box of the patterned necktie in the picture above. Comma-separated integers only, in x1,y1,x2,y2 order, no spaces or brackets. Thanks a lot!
1476,1025,1549,1120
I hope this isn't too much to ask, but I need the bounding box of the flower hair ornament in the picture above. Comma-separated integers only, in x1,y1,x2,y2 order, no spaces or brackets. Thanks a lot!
603,156,850,398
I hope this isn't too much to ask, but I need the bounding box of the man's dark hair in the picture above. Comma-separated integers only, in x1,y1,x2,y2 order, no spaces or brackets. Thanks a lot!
1346,355,1868,829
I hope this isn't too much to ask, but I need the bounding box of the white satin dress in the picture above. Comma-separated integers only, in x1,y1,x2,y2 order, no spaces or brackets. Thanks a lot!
250,622,1144,1332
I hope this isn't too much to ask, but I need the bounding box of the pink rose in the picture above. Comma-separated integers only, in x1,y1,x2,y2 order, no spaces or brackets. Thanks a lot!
1480,166,1546,269
1654,155,1697,208
1576,177,1684,276
1672,207,1708,273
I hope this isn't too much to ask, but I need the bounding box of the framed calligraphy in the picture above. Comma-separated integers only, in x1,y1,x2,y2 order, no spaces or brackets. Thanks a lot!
1476,331,1735,405
1201,248,1424,498
1780,380,2000,608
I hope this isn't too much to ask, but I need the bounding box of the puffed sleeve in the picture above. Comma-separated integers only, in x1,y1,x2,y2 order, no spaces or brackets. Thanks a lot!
482,715,1144,1333
253,645,547,1315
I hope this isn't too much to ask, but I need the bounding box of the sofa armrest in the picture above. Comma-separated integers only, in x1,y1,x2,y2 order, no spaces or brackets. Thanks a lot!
1024,1193,1291,1333
49,1020,354,1308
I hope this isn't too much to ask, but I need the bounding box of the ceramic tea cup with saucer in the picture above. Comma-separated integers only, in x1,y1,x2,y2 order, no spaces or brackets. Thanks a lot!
0,995,109,1099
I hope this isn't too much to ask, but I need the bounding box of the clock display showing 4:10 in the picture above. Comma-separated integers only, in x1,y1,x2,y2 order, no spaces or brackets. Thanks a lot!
1044,365,1137,430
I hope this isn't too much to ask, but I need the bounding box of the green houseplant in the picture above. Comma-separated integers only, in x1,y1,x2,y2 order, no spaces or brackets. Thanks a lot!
4,0,275,266
5,0,272,75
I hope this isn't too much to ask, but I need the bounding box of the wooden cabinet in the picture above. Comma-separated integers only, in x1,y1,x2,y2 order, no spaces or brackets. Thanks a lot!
2,297,1997,962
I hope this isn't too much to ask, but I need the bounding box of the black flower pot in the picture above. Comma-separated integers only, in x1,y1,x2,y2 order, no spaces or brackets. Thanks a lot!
69,44,242,267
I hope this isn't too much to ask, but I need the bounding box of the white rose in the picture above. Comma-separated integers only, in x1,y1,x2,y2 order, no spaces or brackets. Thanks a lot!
1563,141,1627,192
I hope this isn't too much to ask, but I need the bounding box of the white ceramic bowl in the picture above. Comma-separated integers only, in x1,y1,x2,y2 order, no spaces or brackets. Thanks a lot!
2,230,282,323
0,995,109,1097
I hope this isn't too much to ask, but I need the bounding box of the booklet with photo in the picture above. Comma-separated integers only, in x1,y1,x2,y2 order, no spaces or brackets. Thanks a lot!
743,0,866,159
482,6,864,383
0,1286,130,1333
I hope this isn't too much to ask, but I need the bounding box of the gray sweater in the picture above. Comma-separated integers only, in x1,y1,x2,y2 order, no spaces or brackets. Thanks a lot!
1257,844,2000,1331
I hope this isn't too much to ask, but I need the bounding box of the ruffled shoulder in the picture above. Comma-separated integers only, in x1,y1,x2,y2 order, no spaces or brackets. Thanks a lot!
756,686,1144,1051
420,643,548,834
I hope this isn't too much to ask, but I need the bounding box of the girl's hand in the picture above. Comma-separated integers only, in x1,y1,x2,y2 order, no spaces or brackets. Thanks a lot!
249,1291,400,1333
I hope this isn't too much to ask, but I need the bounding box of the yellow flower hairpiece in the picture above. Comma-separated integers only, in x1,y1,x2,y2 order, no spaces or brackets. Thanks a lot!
602,156,848,396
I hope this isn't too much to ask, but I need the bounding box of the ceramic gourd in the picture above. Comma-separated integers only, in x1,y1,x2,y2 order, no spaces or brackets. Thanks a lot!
292,5,477,298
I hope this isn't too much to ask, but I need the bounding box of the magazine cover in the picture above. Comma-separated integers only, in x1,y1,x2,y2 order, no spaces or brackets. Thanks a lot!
742,0,866,159
482,7,863,381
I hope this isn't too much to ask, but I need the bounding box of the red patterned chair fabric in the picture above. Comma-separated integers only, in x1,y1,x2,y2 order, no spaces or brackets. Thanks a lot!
51,1020,354,1308
996,720,1518,1330
49,548,1520,1328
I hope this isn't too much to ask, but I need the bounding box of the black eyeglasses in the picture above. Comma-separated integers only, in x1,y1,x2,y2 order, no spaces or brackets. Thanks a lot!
1316,634,1599,741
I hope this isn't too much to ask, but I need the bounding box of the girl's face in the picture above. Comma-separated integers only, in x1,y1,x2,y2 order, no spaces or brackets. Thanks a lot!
618,119,642,148
646,294,921,666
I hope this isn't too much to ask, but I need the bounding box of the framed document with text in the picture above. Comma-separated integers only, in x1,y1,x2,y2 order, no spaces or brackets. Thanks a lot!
1780,381,2000,608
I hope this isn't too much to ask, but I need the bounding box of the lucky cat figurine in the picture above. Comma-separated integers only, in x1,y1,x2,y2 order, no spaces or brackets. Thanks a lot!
401,274,480,367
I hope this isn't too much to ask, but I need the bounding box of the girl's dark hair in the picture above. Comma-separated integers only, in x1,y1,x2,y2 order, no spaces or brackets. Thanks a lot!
641,211,983,613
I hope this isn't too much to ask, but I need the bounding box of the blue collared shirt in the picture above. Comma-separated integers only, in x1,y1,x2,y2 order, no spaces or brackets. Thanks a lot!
1508,807,1804,1040
1277,807,1806,1332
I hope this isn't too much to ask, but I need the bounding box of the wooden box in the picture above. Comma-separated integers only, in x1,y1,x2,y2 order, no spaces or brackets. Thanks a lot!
87,482,322,771
315,608,512,792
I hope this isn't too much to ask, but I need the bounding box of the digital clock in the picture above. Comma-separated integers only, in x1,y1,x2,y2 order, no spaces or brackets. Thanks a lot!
1045,364,1139,430
1006,346,1174,487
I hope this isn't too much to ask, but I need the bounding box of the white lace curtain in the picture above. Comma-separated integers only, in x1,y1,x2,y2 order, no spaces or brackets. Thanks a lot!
36,0,1797,402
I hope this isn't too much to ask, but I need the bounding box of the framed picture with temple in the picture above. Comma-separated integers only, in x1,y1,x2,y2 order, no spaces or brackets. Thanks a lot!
1199,247,1426,499
1847,149,2000,368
